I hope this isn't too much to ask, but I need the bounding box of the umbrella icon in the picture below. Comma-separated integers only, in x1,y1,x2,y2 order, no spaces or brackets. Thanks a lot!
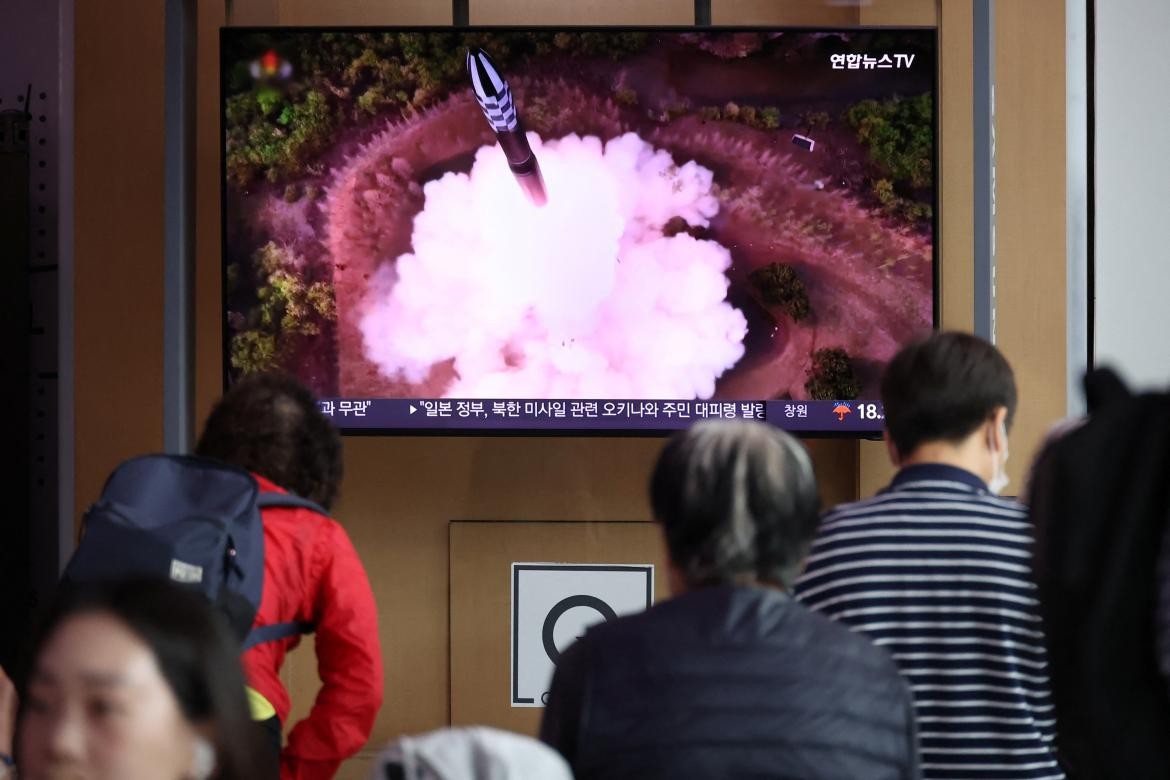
832,403,852,421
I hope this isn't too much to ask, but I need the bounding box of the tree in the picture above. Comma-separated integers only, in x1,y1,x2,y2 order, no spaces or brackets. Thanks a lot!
696,103,781,130
872,178,896,208
804,347,862,401
229,242,336,375
226,87,335,184
224,30,655,185
356,84,388,114
230,330,280,374
846,93,933,190
749,263,810,321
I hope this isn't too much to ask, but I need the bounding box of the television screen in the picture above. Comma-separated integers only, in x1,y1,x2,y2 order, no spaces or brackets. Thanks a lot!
221,27,937,435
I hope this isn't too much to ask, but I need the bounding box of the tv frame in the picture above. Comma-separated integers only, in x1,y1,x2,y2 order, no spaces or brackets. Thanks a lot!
219,25,941,439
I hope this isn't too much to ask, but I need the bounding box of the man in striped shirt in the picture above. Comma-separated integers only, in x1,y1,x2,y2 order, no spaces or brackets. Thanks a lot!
796,332,1064,780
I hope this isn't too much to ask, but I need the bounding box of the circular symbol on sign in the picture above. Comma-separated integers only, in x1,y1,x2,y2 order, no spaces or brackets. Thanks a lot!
541,594,618,664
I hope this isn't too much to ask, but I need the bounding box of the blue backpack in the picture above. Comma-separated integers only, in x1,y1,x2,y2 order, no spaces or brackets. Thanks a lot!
64,454,319,649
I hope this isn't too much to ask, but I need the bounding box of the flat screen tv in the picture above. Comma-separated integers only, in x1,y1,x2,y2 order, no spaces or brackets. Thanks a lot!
221,27,937,435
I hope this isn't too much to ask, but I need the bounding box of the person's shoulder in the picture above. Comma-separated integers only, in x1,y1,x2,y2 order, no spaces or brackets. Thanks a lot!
978,493,1028,516
307,512,360,558
258,493,357,563
816,493,903,530
823,488,1028,524
785,598,900,672
256,487,338,527
572,593,699,655
921,489,1031,525
801,604,877,657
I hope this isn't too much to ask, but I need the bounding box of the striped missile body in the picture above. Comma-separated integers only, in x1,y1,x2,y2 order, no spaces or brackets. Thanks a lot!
466,48,548,207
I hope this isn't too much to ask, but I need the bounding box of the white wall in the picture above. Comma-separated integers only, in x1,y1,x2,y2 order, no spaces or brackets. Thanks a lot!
1094,0,1170,390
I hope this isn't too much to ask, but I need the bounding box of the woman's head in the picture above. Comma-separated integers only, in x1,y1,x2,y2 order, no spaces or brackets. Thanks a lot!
650,420,821,591
17,580,270,780
196,372,343,510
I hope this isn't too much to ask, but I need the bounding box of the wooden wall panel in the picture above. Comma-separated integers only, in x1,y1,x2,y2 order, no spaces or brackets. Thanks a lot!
226,0,279,26
195,1,227,435
855,0,978,497
279,0,450,25
712,0,858,25
995,0,1067,487
449,522,671,735
937,0,975,335
226,0,448,26
472,0,692,24
73,0,167,519
860,0,936,25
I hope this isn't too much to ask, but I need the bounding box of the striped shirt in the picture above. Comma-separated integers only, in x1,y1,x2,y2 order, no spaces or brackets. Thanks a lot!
795,464,1064,780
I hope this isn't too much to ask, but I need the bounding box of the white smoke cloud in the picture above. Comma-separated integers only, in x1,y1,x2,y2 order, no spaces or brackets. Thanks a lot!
358,132,748,399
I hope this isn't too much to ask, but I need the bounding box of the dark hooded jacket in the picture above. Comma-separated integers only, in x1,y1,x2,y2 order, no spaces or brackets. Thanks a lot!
1028,368,1170,779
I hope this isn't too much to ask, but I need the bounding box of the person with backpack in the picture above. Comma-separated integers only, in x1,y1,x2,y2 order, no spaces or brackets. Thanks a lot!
194,373,382,780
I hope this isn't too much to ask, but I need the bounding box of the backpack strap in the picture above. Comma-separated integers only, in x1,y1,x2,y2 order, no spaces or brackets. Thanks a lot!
246,491,326,650
256,491,330,516
243,620,315,651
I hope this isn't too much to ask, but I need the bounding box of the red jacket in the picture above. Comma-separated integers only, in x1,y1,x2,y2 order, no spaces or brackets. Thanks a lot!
243,475,384,780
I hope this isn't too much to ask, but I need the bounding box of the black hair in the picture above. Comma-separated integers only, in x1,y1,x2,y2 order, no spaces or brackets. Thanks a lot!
196,372,343,510
650,420,821,590
20,579,273,780
881,331,1018,457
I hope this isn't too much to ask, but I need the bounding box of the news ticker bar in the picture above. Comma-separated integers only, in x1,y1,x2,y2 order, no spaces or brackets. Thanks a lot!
318,398,885,433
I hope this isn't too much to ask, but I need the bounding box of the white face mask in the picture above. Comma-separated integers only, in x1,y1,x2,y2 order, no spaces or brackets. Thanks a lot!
988,420,1010,495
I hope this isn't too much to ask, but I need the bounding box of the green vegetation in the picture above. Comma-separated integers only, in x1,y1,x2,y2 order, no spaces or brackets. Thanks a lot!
749,263,810,321
226,87,334,184
872,177,933,223
224,31,650,185
805,347,862,401
697,102,781,130
847,93,932,188
228,242,336,375
846,93,933,225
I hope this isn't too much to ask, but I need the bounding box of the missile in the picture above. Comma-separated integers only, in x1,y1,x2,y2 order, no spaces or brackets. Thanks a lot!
466,48,548,207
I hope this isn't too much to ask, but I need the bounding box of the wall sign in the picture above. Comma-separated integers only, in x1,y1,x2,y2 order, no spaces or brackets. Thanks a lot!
510,563,654,707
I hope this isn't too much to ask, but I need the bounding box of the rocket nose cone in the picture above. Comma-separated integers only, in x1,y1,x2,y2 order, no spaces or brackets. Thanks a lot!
467,48,506,99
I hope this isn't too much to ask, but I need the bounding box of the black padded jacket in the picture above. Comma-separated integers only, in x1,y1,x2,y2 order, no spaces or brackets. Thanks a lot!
540,585,921,780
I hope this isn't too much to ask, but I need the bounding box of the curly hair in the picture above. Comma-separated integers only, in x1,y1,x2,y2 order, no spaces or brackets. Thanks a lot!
196,373,343,510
